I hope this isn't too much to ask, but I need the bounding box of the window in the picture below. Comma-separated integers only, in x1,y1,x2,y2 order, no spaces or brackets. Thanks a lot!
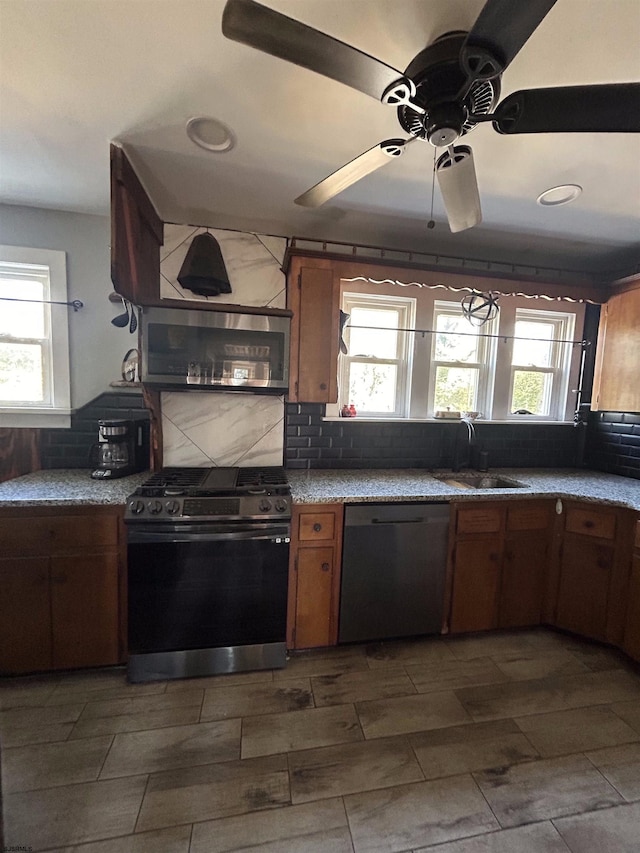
336,284,583,422
429,301,496,415
340,293,415,417
509,309,575,419
0,245,71,427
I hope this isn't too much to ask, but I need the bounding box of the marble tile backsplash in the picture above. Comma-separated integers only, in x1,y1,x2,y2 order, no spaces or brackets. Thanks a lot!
161,391,285,468
160,225,286,308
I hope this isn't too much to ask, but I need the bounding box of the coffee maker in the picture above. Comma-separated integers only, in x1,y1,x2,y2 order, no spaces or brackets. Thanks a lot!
90,418,150,480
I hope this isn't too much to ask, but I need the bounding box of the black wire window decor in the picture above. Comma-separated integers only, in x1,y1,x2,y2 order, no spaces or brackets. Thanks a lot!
461,291,500,327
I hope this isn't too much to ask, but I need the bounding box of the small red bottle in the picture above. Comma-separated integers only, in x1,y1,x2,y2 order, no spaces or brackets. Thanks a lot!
341,405,351,417
348,403,357,417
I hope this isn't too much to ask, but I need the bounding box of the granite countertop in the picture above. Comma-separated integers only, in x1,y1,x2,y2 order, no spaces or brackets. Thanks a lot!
287,469,640,512
0,469,150,506
0,467,637,512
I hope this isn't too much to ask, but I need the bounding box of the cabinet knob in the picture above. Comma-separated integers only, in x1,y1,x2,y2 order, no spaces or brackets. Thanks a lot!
319,383,327,390
313,523,322,532
321,562,330,572
584,520,595,529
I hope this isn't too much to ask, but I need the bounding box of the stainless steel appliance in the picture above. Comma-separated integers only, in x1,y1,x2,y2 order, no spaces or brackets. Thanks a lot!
339,502,449,644
124,466,291,682
90,418,150,480
140,305,290,392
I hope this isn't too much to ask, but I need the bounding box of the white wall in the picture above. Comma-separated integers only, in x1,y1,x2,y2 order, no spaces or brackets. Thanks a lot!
0,203,129,409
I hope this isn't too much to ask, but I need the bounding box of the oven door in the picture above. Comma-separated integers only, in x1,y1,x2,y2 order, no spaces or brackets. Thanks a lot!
127,522,290,682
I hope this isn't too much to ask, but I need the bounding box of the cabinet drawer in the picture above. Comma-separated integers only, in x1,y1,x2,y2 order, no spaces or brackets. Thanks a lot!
298,512,336,542
0,513,119,557
456,507,502,535
49,515,119,553
507,504,551,531
565,507,616,540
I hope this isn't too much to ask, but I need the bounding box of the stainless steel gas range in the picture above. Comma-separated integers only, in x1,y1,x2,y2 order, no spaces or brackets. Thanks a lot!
124,466,291,683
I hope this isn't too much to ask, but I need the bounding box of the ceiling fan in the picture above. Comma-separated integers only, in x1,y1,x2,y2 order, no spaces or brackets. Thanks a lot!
222,0,639,232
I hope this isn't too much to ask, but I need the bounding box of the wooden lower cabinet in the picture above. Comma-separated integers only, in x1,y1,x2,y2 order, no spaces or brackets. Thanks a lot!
0,557,51,673
552,503,635,645
0,506,125,675
623,519,640,661
449,500,553,634
287,503,343,650
450,537,501,633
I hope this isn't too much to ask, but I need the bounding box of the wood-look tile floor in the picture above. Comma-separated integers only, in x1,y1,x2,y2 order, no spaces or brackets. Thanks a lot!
2,628,640,852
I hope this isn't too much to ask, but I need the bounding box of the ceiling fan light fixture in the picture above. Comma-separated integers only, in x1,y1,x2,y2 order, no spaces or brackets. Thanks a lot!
186,116,236,152
536,184,582,206
436,145,482,232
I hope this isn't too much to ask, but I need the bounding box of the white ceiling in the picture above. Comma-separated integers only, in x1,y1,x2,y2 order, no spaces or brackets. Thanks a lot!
1,0,639,276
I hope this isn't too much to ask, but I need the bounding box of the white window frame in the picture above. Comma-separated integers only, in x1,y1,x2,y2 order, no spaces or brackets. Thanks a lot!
339,292,415,418
0,245,71,428
492,303,579,421
427,300,498,417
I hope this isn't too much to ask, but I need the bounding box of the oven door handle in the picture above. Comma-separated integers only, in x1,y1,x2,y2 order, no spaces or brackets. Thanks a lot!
127,524,291,544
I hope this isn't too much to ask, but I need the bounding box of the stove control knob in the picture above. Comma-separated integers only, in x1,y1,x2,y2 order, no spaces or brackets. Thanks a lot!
128,499,145,515
275,499,288,513
147,500,163,515
165,500,180,515
259,498,272,513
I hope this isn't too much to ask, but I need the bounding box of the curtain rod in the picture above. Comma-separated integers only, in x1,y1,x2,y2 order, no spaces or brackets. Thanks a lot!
345,323,589,347
0,296,84,311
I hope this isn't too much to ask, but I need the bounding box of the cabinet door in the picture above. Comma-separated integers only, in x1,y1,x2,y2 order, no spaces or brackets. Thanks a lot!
500,533,548,628
294,546,335,649
50,552,120,669
293,266,340,403
450,539,501,633
623,551,640,662
591,285,640,413
555,534,612,641
110,144,163,303
0,558,51,673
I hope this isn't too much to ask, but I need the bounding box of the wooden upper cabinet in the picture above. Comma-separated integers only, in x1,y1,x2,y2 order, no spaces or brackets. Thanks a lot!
592,283,640,413
110,144,163,304
287,257,340,403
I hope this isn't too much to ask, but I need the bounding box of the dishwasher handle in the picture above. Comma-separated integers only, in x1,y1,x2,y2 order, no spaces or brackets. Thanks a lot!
371,517,425,525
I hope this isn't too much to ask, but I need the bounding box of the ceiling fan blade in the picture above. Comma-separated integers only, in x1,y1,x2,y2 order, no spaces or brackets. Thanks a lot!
295,139,415,208
436,146,482,233
222,0,403,101
461,0,557,83
493,84,640,134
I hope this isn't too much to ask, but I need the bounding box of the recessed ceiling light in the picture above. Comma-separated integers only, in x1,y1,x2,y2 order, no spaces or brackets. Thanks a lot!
536,184,582,206
186,116,235,153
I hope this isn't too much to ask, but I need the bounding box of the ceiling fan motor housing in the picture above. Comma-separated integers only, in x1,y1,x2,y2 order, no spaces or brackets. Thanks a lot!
398,32,499,145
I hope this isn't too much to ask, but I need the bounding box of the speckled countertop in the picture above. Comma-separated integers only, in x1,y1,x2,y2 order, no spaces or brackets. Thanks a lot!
287,469,640,512
0,467,637,512
0,469,150,507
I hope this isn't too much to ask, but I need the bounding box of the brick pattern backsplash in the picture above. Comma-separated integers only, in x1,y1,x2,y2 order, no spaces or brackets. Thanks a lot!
285,404,579,470
39,391,149,469
584,411,640,480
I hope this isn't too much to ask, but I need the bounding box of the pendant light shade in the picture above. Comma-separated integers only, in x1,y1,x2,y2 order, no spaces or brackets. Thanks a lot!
177,232,232,296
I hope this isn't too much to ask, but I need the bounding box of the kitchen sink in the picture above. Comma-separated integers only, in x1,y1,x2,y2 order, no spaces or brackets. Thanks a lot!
433,473,527,489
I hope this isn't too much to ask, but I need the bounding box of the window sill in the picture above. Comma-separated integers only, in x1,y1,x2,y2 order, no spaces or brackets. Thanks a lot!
0,408,72,428
322,416,575,425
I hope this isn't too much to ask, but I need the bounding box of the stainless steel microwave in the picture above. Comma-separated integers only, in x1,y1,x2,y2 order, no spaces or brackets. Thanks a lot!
140,306,290,392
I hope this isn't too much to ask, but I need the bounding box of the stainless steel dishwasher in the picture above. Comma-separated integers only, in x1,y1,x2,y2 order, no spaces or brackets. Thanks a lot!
338,502,449,644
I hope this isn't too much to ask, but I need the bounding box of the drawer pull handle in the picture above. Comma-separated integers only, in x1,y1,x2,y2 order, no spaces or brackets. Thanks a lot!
313,523,322,532
321,562,330,572
584,520,595,528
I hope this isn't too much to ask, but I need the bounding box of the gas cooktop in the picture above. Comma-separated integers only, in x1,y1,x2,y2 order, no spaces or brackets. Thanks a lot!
124,466,291,523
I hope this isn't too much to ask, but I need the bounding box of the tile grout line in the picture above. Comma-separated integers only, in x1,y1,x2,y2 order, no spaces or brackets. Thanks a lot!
132,772,152,835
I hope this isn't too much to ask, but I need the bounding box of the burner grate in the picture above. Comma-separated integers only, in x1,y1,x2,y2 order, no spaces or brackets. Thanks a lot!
143,468,210,488
236,467,288,488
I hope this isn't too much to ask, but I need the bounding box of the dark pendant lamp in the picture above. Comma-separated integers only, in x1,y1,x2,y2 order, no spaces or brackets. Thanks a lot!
177,232,232,296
